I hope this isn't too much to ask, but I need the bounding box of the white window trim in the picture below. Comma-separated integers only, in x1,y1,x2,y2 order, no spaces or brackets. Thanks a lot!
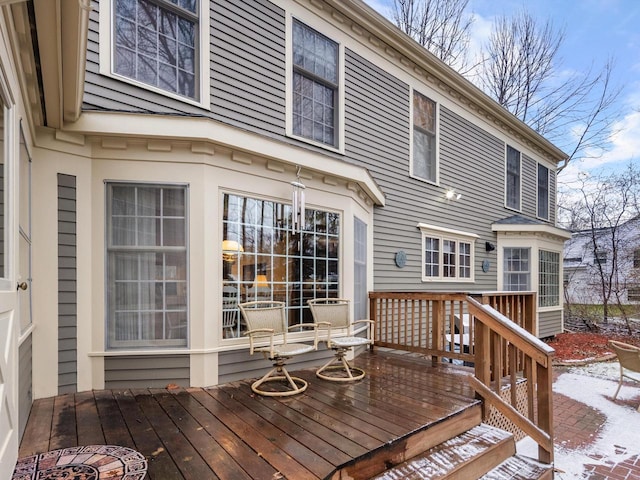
0,83,15,291
417,223,477,282
99,0,210,109
536,162,550,221
409,87,440,186
504,144,522,212
495,234,564,313
285,13,345,154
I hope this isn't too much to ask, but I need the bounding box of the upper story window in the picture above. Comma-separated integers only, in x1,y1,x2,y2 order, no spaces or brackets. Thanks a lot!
503,247,530,291
633,249,640,268
292,19,338,148
506,146,521,210
412,91,437,183
418,224,476,282
594,249,607,265
113,0,198,100
537,163,549,220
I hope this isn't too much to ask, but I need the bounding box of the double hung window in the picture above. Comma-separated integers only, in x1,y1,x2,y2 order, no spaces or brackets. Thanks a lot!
538,164,549,220
503,247,530,291
114,0,198,99
412,91,437,182
506,146,521,210
292,20,338,147
106,183,188,348
419,225,474,281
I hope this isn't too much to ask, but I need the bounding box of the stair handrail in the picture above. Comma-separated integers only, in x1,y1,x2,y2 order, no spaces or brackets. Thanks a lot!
466,296,555,464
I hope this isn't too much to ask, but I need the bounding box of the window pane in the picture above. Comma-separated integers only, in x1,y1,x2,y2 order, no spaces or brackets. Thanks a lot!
539,250,559,307
538,164,549,219
413,129,435,181
114,0,197,99
506,146,521,210
108,184,188,348
424,237,439,277
222,193,341,337
503,248,530,291
414,92,435,133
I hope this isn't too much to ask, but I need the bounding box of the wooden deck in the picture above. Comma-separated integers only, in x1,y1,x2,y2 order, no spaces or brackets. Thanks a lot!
18,350,483,480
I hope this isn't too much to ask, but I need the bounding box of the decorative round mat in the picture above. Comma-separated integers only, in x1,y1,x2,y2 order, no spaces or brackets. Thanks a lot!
12,445,147,480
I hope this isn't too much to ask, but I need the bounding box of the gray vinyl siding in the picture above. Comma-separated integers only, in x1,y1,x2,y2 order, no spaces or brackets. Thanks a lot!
18,335,32,440
521,154,537,218
538,309,563,338
104,355,190,389
344,50,505,292
58,174,77,394
211,0,286,135
549,170,557,224
83,0,287,135
218,347,332,384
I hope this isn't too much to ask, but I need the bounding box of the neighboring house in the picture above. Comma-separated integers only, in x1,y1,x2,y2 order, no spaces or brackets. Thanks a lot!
564,216,640,305
0,0,571,474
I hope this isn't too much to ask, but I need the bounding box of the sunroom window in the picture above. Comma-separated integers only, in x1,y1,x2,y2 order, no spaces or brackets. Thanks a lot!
222,194,340,338
503,247,530,291
106,183,188,348
113,0,198,99
539,250,559,307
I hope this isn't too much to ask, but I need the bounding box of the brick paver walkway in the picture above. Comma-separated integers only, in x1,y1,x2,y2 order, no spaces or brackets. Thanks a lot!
553,368,640,479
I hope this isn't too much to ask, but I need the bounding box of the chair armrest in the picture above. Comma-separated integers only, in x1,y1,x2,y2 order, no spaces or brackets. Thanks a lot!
353,319,375,343
245,328,274,355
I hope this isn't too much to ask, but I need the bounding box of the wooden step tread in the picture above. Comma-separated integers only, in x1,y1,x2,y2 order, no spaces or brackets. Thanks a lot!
371,424,514,480
480,454,553,480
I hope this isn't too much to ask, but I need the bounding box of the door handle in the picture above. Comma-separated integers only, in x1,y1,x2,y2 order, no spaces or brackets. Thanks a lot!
17,282,28,291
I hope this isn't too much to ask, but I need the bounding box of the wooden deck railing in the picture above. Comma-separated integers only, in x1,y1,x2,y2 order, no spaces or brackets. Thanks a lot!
368,291,554,464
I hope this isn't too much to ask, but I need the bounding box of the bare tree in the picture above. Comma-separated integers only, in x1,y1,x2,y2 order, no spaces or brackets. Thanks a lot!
562,164,640,331
392,0,474,71
478,10,621,172
389,2,622,172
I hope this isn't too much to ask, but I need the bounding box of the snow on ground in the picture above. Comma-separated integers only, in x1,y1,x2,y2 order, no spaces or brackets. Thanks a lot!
517,361,640,479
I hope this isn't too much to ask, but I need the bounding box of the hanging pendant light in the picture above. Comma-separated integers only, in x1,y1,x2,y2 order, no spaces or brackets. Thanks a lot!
291,166,306,234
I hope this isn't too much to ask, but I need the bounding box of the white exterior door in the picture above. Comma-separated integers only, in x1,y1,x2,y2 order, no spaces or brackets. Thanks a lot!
0,85,20,478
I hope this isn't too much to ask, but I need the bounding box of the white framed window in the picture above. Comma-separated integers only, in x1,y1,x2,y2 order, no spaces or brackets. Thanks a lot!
537,163,549,220
412,90,438,183
103,0,209,106
418,224,476,282
222,194,341,338
503,247,530,291
539,250,559,307
354,217,367,321
289,18,341,149
505,145,521,211
106,183,189,349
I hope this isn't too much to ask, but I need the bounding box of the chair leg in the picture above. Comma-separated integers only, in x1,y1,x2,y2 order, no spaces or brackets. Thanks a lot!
612,366,624,400
251,360,308,397
316,348,365,382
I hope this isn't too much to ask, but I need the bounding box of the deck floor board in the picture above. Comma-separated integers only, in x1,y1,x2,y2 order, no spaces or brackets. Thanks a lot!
18,350,480,480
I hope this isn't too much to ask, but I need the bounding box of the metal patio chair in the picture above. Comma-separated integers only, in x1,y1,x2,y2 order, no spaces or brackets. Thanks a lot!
308,298,374,382
239,300,318,396
609,340,640,411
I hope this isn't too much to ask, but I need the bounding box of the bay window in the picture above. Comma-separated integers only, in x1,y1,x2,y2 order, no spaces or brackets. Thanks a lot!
503,247,530,291
107,183,188,348
222,194,340,337
539,250,560,307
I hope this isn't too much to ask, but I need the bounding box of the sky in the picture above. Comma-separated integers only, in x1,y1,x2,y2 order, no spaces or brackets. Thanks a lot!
365,0,640,189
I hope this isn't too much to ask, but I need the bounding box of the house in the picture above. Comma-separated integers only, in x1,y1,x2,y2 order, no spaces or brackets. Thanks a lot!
564,216,640,306
0,0,570,475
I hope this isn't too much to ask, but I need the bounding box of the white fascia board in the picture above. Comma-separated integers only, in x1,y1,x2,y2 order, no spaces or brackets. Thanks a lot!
492,223,572,240
63,111,386,206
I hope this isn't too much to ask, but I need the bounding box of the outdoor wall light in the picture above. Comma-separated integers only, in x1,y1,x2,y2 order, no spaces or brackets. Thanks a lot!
445,189,462,200
485,241,496,252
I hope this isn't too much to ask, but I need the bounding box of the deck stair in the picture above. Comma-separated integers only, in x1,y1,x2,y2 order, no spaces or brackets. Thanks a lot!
372,423,553,480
